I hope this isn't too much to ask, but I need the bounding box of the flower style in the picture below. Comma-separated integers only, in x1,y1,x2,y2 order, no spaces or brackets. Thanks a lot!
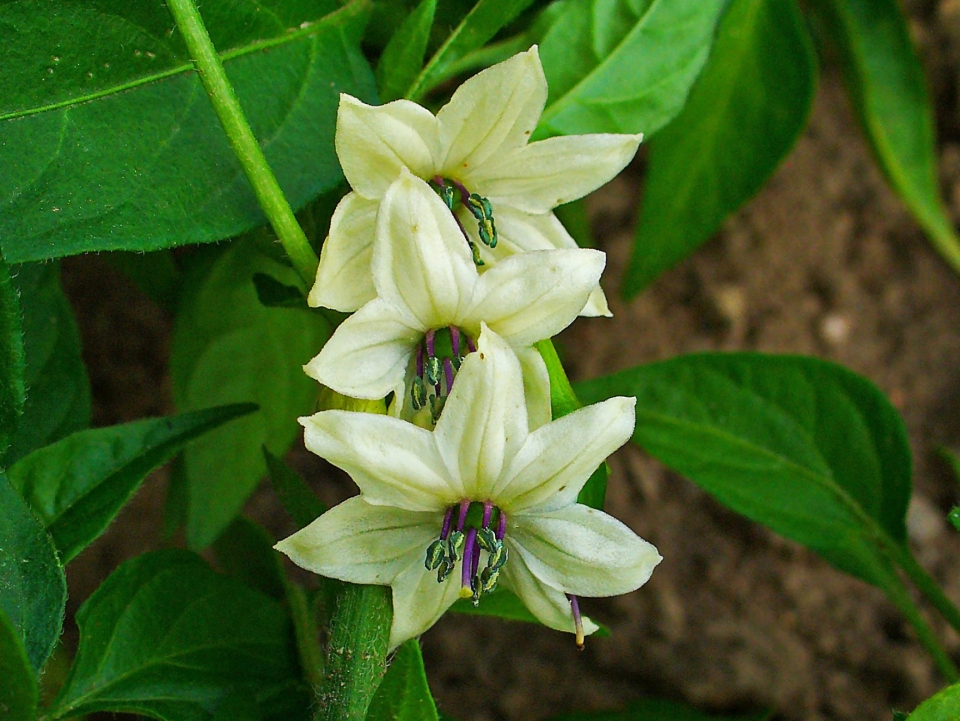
276,326,661,649
310,46,642,318
304,169,606,426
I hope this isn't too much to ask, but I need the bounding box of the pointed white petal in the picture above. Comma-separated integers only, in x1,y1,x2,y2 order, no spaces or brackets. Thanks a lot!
274,497,439,585
493,207,578,253
438,47,547,174
373,172,477,329
300,411,462,510
515,346,551,430
303,299,421,399
500,544,598,636
434,325,528,498
509,504,661,597
335,95,441,199
470,133,643,214
309,193,378,312
580,285,612,318
464,249,605,346
496,397,635,511
389,562,462,649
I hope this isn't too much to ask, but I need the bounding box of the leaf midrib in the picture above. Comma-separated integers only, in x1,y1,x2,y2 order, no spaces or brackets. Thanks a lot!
0,1,357,123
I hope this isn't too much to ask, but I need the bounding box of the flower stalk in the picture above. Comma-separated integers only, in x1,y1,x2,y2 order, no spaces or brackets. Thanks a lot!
166,0,319,286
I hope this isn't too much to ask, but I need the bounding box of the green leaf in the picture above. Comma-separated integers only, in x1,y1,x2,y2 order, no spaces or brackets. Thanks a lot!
105,249,184,311
808,0,960,276
376,0,437,103
0,472,66,674
0,608,38,721
0,1,377,263
548,698,767,720
264,447,326,529
408,0,537,101
49,549,300,721
366,640,439,721
171,239,332,548
576,353,912,593
908,683,960,720
8,404,257,563
3,262,90,467
253,273,309,310
0,252,25,459
536,0,725,138
213,516,286,601
624,0,816,294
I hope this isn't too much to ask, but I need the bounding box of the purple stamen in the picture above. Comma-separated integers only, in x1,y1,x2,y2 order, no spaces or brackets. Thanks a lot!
451,179,471,205
461,527,478,593
482,501,493,529
425,329,436,358
443,358,454,395
416,344,424,377
465,334,477,353
439,506,454,540
567,594,585,650
432,175,447,188
456,499,470,531
450,325,461,357
496,510,507,540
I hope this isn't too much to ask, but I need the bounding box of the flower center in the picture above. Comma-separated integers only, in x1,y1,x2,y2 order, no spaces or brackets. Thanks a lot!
411,326,475,424
429,176,498,267
424,500,508,606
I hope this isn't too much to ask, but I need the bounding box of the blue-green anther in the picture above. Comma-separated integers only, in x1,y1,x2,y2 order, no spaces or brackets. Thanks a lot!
487,543,507,572
477,526,498,552
437,559,453,583
480,567,499,594
466,194,497,248
452,355,463,371
436,184,457,211
446,530,465,562
424,539,446,570
468,240,484,266
411,376,427,411
425,356,442,386
430,394,446,423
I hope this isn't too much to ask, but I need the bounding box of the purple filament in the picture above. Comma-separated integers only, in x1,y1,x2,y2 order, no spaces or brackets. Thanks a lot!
425,329,436,358
482,501,493,529
465,335,477,353
567,594,585,650
496,510,507,540
456,499,470,531
439,506,454,540
461,527,478,589
443,358,454,395
450,325,461,357
416,344,424,377
451,179,471,205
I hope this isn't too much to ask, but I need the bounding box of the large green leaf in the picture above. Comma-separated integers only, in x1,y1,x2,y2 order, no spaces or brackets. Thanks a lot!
0,0,376,263
809,0,960,275
2,262,90,467
0,472,66,674
376,0,437,103
576,354,912,592
8,404,257,563
49,549,301,721
0,252,24,459
624,0,816,294
171,240,331,548
264,447,326,529
908,683,960,720
0,608,38,721
536,0,725,138
366,640,438,721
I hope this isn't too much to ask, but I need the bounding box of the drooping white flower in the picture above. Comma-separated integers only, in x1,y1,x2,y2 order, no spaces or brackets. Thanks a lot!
304,169,605,426
276,326,661,649
310,46,642,318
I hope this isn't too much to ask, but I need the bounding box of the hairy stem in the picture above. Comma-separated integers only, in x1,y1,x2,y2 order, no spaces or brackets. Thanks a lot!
314,584,392,721
166,0,319,285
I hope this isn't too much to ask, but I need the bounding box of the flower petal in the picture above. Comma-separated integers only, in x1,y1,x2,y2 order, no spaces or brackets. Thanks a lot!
389,562,462,649
300,411,462,510
464,249,605,346
434,325,528,499
581,286,612,318
373,172,477,328
303,299,421,399
509,504,661,597
491,207,578,253
438,47,547,174
274,496,439,585
335,95,441,199
469,133,643,214
496,397,636,511
309,193,378,312
515,346,551,430
500,544,598,637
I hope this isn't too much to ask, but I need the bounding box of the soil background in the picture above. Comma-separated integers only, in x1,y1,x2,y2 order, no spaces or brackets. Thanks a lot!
56,4,960,720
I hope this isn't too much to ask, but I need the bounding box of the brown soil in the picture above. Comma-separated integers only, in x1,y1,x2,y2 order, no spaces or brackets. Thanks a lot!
57,20,960,721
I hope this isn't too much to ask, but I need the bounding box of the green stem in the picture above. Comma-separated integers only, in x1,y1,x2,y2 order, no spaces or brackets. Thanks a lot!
166,0,319,286
882,572,959,682
314,583,392,721
894,545,960,639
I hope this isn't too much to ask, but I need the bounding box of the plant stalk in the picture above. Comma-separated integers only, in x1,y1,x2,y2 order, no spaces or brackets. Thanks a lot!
166,0,319,286
313,583,392,721
893,545,960,639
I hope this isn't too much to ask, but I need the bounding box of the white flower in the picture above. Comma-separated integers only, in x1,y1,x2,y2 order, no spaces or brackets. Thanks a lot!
276,326,661,649
310,46,642,318
303,169,605,427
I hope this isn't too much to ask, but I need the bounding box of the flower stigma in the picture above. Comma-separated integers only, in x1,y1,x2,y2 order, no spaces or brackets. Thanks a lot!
411,326,477,423
430,176,498,266
423,500,509,607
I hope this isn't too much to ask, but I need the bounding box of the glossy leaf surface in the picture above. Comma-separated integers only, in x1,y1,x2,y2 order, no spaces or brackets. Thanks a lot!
366,640,439,721
171,241,331,548
0,607,38,721
376,0,437,102
50,550,299,721
537,0,725,138
0,254,24,458
0,472,66,674
625,0,816,294
577,353,912,591
908,682,960,720
0,0,376,263
8,404,257,563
